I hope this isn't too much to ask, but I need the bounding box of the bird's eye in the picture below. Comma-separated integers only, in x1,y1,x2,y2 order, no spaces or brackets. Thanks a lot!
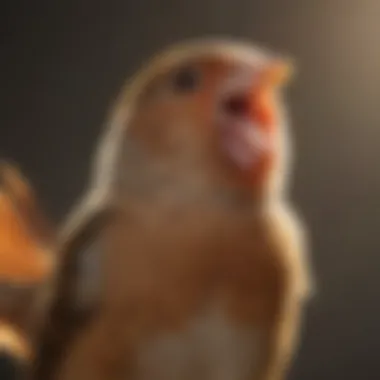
172,66,201,93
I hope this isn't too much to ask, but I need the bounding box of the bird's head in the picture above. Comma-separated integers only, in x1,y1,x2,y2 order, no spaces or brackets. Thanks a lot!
100,39,294,202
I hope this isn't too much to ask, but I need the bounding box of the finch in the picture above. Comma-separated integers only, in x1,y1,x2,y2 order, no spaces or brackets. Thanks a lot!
33,39,314,380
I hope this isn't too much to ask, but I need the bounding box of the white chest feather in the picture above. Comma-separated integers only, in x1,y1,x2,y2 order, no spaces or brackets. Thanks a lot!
133,304,262,380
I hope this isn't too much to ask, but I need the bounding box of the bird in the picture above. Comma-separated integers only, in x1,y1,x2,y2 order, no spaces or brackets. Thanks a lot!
32,38,314,380
0,162,55,370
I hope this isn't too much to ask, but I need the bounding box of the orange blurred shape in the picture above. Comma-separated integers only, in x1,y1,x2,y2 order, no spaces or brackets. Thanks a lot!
0,163,54,284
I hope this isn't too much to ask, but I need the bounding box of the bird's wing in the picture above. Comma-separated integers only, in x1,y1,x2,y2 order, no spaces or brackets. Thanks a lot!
30,191,114,380
255,203,314,380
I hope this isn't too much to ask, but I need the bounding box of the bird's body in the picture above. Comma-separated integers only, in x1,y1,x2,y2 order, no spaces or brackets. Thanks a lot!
33,39,313,380
58,201,307,380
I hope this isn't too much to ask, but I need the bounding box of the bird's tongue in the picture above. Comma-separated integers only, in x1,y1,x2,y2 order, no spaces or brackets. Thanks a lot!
221,119,270,171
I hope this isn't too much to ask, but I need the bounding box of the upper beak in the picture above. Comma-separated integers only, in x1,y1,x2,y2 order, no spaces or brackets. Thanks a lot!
261,59,294,88
250,59,293,127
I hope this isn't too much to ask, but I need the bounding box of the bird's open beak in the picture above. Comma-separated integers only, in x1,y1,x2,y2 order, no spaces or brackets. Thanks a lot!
217,59,293,173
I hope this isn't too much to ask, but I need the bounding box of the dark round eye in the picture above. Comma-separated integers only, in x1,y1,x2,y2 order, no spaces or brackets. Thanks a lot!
172,66,201,93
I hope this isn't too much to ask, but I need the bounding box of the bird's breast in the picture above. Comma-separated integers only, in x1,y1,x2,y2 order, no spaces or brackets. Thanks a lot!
133,301,262,380
99,204,282,380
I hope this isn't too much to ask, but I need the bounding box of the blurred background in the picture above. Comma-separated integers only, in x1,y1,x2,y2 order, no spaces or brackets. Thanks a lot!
1,0,380,379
